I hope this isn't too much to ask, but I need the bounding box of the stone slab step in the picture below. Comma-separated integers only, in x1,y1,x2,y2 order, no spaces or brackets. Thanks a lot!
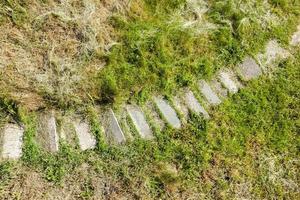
184,90,209,119
153,97,181,129
172,94,189,122
218,71,239,94
198,80,221,105
257,40,290,68
58,116,78,147
116,109,134,141
73,120,96,151
143,102,165,131
37,112,59,152
126,105,153,139
209,78,228,98
291,25,300,46
237,57,262,81
1,124,24,160
102,109,126,144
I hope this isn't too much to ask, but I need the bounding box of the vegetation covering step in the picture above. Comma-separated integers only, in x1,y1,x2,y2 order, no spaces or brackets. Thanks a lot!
198,80,222,105
0,124,23,159
1,36,298,160
0,1,299,198
153,97,182,129
184,90,209,119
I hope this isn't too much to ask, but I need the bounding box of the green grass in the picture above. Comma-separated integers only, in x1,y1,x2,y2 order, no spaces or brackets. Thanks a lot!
96,0,300,106
0,0,299,110
0,0,299,199
1,48,299,199
0,0,29,26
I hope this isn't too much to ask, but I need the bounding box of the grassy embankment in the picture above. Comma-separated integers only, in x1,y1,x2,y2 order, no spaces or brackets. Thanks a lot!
0,0,299,199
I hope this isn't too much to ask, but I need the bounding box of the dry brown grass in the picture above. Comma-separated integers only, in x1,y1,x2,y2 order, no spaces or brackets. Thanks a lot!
0,0,219,110
0,0,131,110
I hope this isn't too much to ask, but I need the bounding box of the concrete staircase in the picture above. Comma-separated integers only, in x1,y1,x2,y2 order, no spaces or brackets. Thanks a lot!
1,27,299,161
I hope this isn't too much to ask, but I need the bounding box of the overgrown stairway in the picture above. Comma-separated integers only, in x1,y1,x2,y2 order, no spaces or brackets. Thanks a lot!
1,26,300,161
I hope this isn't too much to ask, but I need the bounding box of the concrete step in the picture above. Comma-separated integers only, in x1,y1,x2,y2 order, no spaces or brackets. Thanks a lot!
73,119,96,150
257,40,290,70
218,70,240,94
209,78,228,99
184,90,209,119
237,57,262,81
2,36,298,161
172,93,189,122
290,25,300,46
126,105,153,139
0,124,24,160
58,116,78,147
153,97,181,129
101,108,126,144
198,80,222,105
36,111,59,152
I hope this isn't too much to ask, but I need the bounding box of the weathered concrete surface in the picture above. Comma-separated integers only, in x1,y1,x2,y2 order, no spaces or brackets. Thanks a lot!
1,124,23,159
37,112,59,152
185,90,209,119
210,78,228,98
117,108,134,141
143,102,165,131
126,105,153,139
73,120,96,150
257,40,290,69
173,93,189,122
237,57,262,81
103,109,126,144
153,97,181,129
58,116,78,147
218,71,239,94
198,80,221,105
290,25,300,46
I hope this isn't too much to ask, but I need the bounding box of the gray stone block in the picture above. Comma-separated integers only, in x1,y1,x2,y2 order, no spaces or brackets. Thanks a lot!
257,40,290,69
103,109,126,144
237,57,262,81
1,124,23,159
173,94,189,122
126,105,153,139
117,108,134,141
143,102,165,131
73,120,96,150
153,97,181,129
218,71,239,94
291,25,300,46
37,112,59,152
198,80,221,105
58,116,77,147
210,78,228,98
184,90,209,119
